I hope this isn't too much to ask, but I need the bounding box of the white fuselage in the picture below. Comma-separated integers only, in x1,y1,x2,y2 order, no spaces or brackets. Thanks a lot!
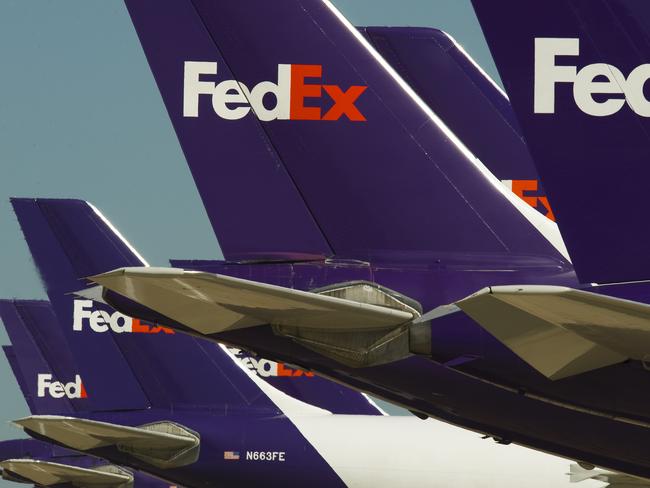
224,345,604,488
295,414,603,488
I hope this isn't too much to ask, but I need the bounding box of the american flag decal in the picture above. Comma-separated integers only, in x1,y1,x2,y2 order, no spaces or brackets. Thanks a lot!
224,451,240,460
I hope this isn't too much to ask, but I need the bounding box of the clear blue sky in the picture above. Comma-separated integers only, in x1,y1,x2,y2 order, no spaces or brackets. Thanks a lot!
0,0,498,459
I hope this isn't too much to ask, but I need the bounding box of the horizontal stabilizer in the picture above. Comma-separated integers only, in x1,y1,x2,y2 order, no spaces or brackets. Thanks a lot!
0,459,132,488
89,267,414,334
433,285,650,379
569,464,650,487
14,416,199,468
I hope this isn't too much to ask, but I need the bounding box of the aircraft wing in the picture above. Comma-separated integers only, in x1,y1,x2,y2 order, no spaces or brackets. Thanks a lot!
0,459,132,488
425,285,650,379
13,416,199,469
14,416,198,451
89,267,414,335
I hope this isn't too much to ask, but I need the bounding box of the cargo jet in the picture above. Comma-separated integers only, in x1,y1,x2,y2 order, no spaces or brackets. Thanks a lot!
11,195,650,480
13,0,650,480
0,295,591,487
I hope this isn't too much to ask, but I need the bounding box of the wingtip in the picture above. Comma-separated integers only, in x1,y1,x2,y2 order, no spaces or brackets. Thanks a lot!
11,415,64,430
10,417,30,430
87,268,125,283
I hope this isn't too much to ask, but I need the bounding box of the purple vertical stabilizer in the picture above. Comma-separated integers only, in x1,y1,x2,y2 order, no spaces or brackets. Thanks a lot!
124,0,563,262
12,197,380,414
10,199,277,411
3,346,37,415
360,26,554,221
125,1,331,262
0,302,74,415
472,0,650,283
11,199,151,412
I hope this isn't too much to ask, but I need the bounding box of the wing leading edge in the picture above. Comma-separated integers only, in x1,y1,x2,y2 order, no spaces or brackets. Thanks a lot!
89,267,415,335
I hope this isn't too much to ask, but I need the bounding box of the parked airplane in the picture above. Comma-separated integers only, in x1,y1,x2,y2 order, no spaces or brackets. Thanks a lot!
12,0,650,481
49,0,650,477
0,292,374,488
6,196,644,480
0,297,590,488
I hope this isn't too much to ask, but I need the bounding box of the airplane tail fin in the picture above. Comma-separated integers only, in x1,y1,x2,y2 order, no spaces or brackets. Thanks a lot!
0,301,76,415
359,26,553,221
229,347,385,415
11,198,146,295
1,296,297,418
3,346,40,416
10,199,329,413
124,0,565,263
471,0,650,283
11,199,153,412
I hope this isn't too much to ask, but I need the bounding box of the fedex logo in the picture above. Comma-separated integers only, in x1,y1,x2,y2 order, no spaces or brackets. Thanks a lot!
183,61,367,122
501,179,555,221
535,38,650,117
37,373,87,399
73,300,174,334
230,349,314,378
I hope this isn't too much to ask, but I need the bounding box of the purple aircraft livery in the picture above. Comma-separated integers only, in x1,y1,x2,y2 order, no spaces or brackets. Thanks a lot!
0,290,590,487
357,26,554,220
10,0,650,482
